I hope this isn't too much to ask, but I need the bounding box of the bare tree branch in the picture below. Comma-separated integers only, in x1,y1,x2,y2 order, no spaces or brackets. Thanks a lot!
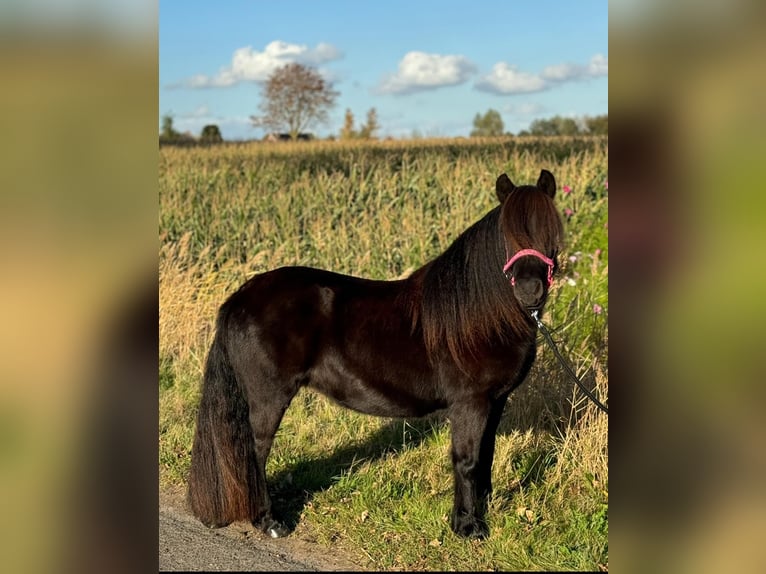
252,63,339,140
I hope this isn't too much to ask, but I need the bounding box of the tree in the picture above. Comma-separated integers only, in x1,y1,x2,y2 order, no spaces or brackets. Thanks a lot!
250,63,339,140
585,114,608,135
340,107,381,140
160,113,179,141
528,117,556,136
557,116,580,136
199,124,223,144
529,115,582,136
470,109,505,137
359,108,380,139
340,108,357,140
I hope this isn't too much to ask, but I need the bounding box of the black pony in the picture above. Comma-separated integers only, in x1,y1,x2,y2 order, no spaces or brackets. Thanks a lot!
187,170,564,539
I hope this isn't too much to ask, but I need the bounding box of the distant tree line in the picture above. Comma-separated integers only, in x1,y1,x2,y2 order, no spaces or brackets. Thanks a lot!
470,108,608,137
519,114,607,136
160,114,224,146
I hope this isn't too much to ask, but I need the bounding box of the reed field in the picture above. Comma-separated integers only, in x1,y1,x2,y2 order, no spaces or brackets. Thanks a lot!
159,136,608,571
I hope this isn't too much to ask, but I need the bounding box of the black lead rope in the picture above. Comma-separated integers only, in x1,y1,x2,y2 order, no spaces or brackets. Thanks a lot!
531,310,609,415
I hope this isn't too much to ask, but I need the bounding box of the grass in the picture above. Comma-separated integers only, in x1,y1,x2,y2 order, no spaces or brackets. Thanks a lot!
159,136,608,571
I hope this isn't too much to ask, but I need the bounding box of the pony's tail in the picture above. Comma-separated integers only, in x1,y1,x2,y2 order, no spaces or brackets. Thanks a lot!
187,312,256,527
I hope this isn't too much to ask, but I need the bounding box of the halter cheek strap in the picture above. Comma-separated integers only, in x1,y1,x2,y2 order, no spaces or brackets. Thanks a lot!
503,249,554,287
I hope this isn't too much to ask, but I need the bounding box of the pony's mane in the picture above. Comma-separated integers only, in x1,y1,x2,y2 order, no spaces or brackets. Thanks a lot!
412,189,563,371
414,207,525,370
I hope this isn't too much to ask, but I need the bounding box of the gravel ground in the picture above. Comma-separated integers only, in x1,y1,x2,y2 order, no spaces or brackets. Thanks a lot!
159,488,363,572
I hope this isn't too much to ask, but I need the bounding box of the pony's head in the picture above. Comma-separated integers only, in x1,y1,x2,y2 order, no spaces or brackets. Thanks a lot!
496,170,564,311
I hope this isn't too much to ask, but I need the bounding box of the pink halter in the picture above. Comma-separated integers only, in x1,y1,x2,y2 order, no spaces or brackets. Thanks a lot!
503,249,554,287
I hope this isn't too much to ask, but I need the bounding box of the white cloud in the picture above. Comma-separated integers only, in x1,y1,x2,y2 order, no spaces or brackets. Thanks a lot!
303,42,343,65
168,40,343,89
541,62,585,82
542,53,608,82
377,51,477,95
476,63,547,94
587,53,608,76
475,54,608,95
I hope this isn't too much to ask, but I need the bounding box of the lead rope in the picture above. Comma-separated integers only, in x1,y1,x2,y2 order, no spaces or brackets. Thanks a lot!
531,310,609,415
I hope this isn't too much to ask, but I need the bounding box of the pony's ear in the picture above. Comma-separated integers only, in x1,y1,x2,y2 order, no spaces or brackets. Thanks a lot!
537,169,556,198
496,173,515,202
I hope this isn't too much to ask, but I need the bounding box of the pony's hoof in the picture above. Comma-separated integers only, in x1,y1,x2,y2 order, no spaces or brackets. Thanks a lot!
265,520,289,538
451,514,489,539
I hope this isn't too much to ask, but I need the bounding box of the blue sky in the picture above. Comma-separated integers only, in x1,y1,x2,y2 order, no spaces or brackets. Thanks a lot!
159,0,608,140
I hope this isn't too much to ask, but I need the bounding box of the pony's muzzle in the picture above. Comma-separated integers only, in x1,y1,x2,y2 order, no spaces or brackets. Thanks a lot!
514,277,545,310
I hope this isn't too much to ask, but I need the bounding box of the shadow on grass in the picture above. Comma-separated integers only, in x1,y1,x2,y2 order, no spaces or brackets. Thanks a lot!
268,415,447,530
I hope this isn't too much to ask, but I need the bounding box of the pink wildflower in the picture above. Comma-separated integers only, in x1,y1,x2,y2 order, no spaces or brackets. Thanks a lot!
595,248,602,256
563,185,572,195
593,304,603,315
605,180,608,190
564,208,573,217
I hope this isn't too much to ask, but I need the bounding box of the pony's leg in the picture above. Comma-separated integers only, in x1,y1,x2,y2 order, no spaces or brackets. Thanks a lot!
448,398,492,538
245,382,298,538
475,392,511,513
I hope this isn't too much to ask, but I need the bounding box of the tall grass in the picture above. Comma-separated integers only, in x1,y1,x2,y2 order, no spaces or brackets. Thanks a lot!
159,136,608,571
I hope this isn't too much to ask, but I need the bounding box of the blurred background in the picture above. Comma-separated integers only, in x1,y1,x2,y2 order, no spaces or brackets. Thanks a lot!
0,1,157,573
1,1,765,573
610,1,766,572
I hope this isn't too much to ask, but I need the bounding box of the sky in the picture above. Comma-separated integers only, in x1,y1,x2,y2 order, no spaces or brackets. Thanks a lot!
159,0,608,140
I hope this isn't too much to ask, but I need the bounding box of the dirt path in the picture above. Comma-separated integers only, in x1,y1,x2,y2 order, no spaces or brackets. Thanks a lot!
159,488,364,572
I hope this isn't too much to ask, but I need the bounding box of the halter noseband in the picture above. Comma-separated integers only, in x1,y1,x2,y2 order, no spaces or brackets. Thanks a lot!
503,249,554,287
